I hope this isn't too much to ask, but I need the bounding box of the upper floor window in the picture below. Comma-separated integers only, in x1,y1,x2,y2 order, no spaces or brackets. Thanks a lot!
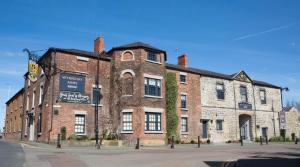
122,73,133,96
240,86,248,102
260,89,267,104
145,112,161,131
26,94,29,111
216,83,225,100
147,52,157,62
144,77,161,97
32,89,36,109
181,94,187,109
39,84,44,105
121,50,134,61
180,72,187,83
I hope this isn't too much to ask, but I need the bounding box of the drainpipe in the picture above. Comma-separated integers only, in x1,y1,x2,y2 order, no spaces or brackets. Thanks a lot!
48,50,56,143
20,77,27,141
232,80,238,140
252,84,257,140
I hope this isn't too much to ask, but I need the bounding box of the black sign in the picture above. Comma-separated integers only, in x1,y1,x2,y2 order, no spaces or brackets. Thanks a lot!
238,102,252,110
59,91,90,104
60,73,85,93
279,111,286,129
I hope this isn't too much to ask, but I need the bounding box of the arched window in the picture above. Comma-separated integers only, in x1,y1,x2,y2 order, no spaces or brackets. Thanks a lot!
122,72,133,96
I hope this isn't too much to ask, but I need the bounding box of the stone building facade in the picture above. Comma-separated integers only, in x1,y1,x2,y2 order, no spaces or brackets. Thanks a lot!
4,88,24,140
4,37,296,144
285,107,300,140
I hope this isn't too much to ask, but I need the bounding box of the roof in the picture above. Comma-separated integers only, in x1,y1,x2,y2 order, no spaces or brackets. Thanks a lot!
38,47,111,64
108,42,167,61
165,63,281,89
6,88,24,105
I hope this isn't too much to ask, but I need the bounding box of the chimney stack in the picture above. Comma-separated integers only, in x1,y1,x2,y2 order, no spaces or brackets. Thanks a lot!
178,54,188,67
94,36,104,53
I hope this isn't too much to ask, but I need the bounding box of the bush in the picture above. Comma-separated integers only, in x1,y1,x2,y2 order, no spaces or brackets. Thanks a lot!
68,133,77,140
68,133,89,141
190,140,195,144
268,136,291,142
103,132,118,140
207,139,211,144
60,127,66,140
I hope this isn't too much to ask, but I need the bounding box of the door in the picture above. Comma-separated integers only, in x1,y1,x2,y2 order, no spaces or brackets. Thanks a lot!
262,127,268,137
29,114,35,141
202,120,209,138
241,120,249,140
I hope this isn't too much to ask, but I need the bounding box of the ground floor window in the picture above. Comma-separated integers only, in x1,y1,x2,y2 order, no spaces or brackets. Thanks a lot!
75,115,85,134
145,112,161,131
181,117,188,132
38,113,42,134
216,119,223,131
122,113,133,131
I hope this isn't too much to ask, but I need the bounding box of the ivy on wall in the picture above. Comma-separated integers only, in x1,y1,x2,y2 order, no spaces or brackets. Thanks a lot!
166,72,179,140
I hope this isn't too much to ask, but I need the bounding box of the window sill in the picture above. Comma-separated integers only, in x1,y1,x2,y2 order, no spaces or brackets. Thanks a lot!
91,104,103,107
145,60,162,65
144,95,163,99
121,131,133,134
216,130,224,133
75,133,87,136
217,99,225,101
145,131,163,134
180,82,187,85
181,108,188,111
181,132,189,135
122,95,133,97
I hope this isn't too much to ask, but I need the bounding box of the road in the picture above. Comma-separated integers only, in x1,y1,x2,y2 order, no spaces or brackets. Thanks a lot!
0,140,299,167
0,140,25,167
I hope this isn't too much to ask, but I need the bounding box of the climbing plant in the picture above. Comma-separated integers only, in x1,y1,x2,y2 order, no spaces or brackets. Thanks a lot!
166,72,179,140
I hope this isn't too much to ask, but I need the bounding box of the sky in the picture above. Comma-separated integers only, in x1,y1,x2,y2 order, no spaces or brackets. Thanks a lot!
0,0,299,129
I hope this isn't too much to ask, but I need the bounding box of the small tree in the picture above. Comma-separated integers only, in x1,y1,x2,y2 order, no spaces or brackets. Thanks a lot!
60,127,66,140
166,72,179,141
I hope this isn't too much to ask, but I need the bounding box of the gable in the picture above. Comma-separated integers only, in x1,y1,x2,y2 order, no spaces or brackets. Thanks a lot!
233,71,252,83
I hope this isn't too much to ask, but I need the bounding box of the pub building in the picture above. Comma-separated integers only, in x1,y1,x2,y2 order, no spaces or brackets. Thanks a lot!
4,37,297,145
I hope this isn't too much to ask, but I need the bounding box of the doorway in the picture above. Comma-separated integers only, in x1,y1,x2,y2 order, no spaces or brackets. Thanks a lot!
262,127,268,137
29,113,35,141
239,114,252,140
202,120,209,138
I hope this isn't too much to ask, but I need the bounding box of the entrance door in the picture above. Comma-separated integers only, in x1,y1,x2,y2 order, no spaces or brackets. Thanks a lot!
29,114,35,141
262,127,268,137
202,120,209,138
240,121,249,140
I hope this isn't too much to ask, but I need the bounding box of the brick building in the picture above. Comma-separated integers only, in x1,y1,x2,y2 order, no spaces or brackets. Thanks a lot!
4,37,297,144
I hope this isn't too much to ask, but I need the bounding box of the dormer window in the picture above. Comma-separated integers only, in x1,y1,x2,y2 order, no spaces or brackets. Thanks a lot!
147,52,157,62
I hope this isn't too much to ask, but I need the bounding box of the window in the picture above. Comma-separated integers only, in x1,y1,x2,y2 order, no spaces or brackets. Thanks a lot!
145,112,161,131
38,113,42,134
180,73,187,83
122,113,132,131
147,52,157,62
39,84,44,105
75,115,85,134
181,94,187,109
32,90,35,108
216,120,223,131
260,89,266,104
144,77,161,97
122,73,133,96
26,94,29,111
240,86,248,102
216,83,225,100
92,86,101,105
181,117,188,132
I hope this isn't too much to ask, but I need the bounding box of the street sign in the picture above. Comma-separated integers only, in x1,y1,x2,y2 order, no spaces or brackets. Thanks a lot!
279,111,286,129
60,73,85,93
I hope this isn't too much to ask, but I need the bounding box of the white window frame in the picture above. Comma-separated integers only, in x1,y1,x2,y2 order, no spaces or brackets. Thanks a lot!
39,83,44,105
121,109,133,133
121,50,135,61
181,117,188,133
143,74,163,98
74,114,86,135
179,72,187,84
143,107,164,134
26,93,29,111
76,56,89,61
32,89,35,109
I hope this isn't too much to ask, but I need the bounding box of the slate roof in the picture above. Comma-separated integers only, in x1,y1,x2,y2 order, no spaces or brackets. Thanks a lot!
38,47,111,64
108,42,167,61
5,88,24,105
165,63,281,89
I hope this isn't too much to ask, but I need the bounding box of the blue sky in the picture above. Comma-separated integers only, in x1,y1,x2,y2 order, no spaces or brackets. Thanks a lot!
0,0,299,129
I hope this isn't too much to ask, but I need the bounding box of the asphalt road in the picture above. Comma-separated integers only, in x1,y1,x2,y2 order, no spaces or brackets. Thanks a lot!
0,140,25,167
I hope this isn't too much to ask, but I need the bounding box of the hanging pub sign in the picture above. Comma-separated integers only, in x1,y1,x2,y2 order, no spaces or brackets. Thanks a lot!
279,110,286,129
24,48,40,82
58,73,90,103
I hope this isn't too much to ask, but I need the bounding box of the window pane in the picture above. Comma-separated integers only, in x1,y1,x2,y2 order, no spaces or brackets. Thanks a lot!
75,115,85,134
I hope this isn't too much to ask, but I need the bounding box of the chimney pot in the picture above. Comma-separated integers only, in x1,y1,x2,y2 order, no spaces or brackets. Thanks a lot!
94,36,104,53
178,54,188,67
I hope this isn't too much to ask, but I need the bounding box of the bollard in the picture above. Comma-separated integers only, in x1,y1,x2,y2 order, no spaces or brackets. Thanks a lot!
56,133,61,148
171,136,174,149
135,138,140,149
198,136,200,148
260,136,263,145
295,137,298,144
240,135,243,146
266,136,268,145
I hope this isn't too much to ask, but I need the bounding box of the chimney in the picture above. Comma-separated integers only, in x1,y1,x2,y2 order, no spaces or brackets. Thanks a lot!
178,54,188,67
94,36,104,53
